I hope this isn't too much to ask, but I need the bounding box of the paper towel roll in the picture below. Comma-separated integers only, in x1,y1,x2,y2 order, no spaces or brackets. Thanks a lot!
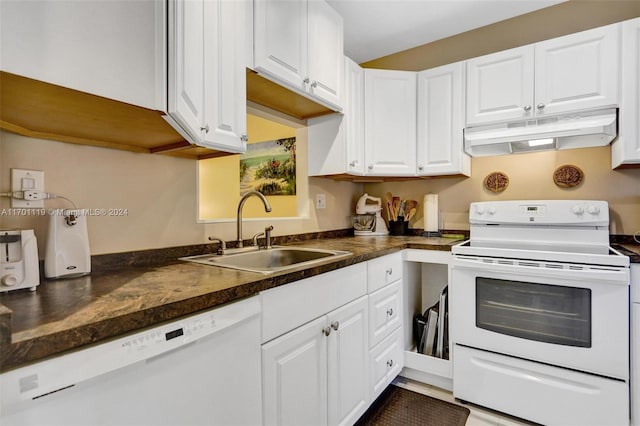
424,194,439,232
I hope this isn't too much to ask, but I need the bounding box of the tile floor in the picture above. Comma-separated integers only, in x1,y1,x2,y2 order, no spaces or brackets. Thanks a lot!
392,377,538,426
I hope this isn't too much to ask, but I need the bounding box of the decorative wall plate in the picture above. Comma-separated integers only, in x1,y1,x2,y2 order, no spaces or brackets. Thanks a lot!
484,171,509,193
553,164,584,188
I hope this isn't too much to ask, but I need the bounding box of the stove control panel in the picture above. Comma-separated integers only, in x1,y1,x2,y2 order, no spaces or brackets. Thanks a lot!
470,200,609,226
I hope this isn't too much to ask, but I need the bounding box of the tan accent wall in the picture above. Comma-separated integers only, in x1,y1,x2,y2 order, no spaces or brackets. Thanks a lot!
364,147,640,234
362,1,640,71
0,130,361,256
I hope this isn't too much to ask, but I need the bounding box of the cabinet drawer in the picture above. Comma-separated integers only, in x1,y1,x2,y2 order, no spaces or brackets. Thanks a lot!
369,327,404,401
261,263,367,343
368,280,402,348
367,252,402,293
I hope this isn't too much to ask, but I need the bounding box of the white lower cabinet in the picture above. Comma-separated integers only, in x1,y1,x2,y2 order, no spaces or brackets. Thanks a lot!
262,295,369,426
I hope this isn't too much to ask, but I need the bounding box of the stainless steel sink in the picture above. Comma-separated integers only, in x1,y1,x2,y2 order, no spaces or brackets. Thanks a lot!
181,247,351,274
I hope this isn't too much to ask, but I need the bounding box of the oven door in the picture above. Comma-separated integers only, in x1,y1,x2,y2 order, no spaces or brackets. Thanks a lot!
450,255,629,380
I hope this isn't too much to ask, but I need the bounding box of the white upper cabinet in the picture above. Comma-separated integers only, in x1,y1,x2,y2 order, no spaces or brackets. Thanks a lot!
344,58,366,175
417,62,470,177
612,17,640,168
254,0,343,110
465,46,534,126
364,69,417,176
466,24,620,126
167,0,247,153
307,57,364,177
535,24,619,117
0,0,166,111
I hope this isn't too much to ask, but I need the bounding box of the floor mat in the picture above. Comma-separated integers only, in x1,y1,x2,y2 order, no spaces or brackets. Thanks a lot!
355,385,470,426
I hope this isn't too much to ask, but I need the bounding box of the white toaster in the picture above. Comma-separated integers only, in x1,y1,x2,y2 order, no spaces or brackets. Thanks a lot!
0,229,40,292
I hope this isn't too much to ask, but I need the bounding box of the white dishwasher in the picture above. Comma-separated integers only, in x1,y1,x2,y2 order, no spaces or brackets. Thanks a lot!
0,296,262,426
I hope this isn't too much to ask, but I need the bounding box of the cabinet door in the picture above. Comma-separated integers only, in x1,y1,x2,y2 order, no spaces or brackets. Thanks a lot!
262,316,328,426
465,46,534,125
254,0,308,92
417,62,470,177
327,296,369,426
364,69,417,176
535,24,619,117
201,0,247,152
307,0,343,109
0,0,165,110
344,57,365,175
167,0,206,142
306,56,362,177
612,18,640,168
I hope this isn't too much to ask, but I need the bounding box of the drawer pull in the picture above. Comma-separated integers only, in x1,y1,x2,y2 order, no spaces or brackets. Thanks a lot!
322,326,331,336
387,359,394,367
331,321,340,331
387,308,394,316
386,268,393,275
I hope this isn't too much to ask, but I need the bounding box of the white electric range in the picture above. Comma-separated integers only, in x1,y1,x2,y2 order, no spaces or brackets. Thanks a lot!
451,200,630,426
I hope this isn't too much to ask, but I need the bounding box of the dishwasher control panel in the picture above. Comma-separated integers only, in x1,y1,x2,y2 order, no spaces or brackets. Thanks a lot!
121,314,216,353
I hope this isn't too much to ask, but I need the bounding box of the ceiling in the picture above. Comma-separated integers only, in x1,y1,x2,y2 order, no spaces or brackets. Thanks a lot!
327,0,566,63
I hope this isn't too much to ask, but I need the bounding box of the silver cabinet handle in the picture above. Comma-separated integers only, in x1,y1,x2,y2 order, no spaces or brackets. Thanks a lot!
311,80,318,88
418,164,424,171
322,326,331,336
331,321,339,331
303,77,310,85
387,359,394,367
523,105,532,111
240,133,249,142
386,268,393,275
387,308,394,316
349,160,358,167
368,164,373,170
200,124,210,133
537,103,545,110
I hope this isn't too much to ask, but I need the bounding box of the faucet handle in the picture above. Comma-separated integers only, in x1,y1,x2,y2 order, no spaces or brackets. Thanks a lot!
251,232,265,247
207,236,227,254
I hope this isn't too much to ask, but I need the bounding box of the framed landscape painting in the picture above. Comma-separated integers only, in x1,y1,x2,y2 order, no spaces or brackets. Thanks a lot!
239,137,296,196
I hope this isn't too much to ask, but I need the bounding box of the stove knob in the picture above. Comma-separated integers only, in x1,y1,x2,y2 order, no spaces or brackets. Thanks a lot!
1,274,18,286
572,205,584,215
587,205,600,215
487,206,496,215
474,205,486,215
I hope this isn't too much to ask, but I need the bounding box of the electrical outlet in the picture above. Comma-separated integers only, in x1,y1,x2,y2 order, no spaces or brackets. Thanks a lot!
11,169,45,208
316,193,326,209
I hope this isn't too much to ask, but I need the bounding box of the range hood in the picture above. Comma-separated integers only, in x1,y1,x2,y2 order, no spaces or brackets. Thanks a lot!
464,108,617,157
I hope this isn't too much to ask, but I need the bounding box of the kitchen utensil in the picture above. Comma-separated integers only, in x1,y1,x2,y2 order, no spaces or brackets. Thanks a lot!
0,229,39,293
407,208,417,222
403,200,418,218
392,197,400,220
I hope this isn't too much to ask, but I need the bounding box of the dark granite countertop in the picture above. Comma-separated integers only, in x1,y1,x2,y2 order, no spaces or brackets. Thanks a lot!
2,235,637,373
0,236,458,372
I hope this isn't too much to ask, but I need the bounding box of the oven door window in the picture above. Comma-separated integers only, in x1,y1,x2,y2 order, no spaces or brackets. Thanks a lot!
476,278,591,347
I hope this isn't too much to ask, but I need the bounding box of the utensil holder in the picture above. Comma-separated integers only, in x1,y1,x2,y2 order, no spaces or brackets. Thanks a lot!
389,220,408,236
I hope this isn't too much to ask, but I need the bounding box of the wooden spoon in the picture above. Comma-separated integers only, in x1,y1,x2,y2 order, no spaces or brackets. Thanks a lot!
403,200,417,218
406,207,417,222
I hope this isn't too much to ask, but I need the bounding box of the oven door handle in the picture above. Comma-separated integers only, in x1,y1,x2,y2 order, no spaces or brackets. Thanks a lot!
451,256,630,285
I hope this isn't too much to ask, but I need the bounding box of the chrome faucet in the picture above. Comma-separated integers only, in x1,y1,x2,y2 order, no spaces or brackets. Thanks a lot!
237,191,272,248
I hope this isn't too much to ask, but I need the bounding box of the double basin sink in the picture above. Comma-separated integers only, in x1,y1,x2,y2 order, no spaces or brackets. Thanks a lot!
181,246,351,274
